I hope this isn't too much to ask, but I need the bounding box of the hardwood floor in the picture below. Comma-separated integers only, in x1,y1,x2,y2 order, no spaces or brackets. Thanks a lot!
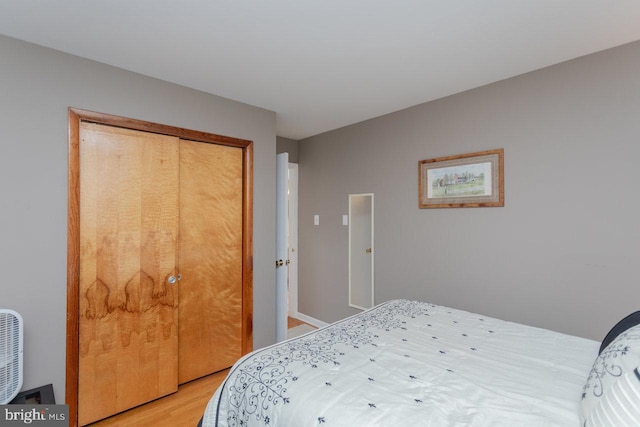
288,316,309,328
88,317,312,426
88,369,228,427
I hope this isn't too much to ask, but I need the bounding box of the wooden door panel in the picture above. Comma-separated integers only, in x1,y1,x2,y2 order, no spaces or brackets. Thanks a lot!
78,122,180,425
178,140,244,383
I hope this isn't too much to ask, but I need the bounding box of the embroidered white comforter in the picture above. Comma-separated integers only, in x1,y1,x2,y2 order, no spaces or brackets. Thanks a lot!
202,300,598,426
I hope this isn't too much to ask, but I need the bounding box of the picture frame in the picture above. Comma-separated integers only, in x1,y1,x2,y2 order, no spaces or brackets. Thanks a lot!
418,148,504,208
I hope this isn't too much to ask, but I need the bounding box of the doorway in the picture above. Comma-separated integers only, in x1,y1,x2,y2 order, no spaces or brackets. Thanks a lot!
349,193,374,310
275,153,299,341
287,163,299,317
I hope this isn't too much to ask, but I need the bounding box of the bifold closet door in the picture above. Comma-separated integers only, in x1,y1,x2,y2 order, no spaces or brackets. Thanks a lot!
178,140,244,383
78,122,180,426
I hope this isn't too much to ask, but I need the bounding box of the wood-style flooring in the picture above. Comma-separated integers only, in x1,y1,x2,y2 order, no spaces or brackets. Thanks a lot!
287,316,309,329
88,369,227,427
88,317,314,427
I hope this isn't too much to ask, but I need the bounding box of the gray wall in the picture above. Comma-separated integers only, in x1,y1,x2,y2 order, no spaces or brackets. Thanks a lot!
0,35,277,400
276,136,299,163
298,40,640,342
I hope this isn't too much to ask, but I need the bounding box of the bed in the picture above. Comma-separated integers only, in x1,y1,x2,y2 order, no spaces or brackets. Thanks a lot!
201,299,640,427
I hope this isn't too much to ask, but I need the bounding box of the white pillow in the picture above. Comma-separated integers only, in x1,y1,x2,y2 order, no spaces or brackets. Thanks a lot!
584,367,640,427
581,323,640,422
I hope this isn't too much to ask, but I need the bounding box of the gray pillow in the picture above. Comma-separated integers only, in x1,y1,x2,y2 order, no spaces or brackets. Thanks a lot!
599,311,640,354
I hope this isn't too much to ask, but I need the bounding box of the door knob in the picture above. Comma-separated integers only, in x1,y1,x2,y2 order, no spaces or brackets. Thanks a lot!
276,259,284,267
168,275,177,284
365,248,372,254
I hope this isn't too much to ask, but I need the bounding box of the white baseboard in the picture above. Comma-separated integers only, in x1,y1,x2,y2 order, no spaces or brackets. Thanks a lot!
291,311,329,328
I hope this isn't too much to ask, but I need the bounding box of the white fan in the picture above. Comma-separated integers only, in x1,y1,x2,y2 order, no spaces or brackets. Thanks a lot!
0,309,23,404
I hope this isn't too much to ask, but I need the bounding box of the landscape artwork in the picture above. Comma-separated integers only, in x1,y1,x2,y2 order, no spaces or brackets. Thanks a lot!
418,149,504,208
427,162,492,199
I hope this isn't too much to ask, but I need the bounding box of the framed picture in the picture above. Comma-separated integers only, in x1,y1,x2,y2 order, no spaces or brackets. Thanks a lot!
419,148,504,208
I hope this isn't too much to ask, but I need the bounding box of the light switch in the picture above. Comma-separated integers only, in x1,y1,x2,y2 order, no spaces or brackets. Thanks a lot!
314,214,320,225
342,215,349,226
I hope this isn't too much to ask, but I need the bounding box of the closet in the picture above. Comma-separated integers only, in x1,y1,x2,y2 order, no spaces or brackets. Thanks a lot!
66,109,253,426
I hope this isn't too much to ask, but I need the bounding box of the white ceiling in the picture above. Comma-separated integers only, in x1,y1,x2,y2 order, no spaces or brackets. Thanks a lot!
1,1,640,140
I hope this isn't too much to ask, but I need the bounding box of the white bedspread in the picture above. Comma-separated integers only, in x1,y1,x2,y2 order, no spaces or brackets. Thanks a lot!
203,300,598,426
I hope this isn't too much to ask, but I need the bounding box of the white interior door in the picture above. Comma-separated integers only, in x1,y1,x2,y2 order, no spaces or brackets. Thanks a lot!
275,153,289,342
349,193,374,310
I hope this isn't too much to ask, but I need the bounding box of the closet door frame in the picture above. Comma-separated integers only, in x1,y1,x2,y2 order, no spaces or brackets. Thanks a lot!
66,108,254,427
